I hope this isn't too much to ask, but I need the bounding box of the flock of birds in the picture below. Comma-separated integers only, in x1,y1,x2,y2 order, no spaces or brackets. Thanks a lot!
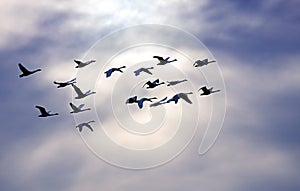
18,56,220,132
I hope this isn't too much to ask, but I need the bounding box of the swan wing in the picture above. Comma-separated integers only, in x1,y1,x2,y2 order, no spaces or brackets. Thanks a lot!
18,63,30,73
74,60,82,65
69,103,79,111
164,57,170,61
35,106,48,115
71,84,84,96
153,56,164,61
65,78,76,83
78,104,85,110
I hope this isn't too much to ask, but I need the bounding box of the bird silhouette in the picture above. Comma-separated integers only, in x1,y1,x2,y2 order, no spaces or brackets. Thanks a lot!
134,67,154,76
198,86,220,96
126,96,157,109
71,84,96,99
74,59,96,68
167,92,193,104
53,78,76,88
35,106,59,117
69,103,91,114
153,56,177,65
76,120,95,132
166,79,188,86
150,97,168,107
18,63,41,78
143,79,165,89
193,59,216,67
104,66,126,78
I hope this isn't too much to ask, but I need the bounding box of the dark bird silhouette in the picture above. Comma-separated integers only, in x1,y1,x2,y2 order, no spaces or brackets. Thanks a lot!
71,84,96,99
143,79,165,89
134,67,154,76
18,63,41,78
198,86,220,96
150,97,168,107
193,59,216,67
167,92,193,104
126,96,157,109
69,103,91,114
104,66,126,78
153,56,177,65
166,79,188,86
74,59,96,68
76,120,95,132
53,78,76,88
35,106,59,117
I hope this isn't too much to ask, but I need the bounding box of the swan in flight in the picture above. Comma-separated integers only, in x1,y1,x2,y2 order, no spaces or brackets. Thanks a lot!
134,67,154,76
74,59,96,68
167,92,193,104
104,66,126,78
193,59,216,67
76,120,95,132
18,63,41,78
153,56,177,65
35,106,59,117
53,78,76,88
198,86,220,96
126,96,157,109
166,79,187,86
69,103,91,114
150,97,168,107
143,79,165,89
71,84,96,99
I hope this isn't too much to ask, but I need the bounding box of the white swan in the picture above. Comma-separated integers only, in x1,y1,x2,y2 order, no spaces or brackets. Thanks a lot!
71,84,96,99
74,59,96,68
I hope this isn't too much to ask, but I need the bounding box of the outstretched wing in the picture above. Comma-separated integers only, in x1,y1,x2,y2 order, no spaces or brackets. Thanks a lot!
178,93,192,104
71,84,84,96
78,104,85,110
35,106,48,115
104,69,112,77
18,63,30,73
153,56,164,61
65,78,76,84
153,79,159,84
85,124,94,132
74,60,82,65
142,81,151,87
199,86,208,92
143,68,153,75
164,57,170,61
137,99,145,109
69,103,79,111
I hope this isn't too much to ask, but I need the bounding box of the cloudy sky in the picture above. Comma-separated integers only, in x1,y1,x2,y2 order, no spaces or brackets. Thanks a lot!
1,0,300,190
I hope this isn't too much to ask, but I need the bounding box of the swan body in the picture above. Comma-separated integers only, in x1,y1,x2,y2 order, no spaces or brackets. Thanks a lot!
53,78,76,88
76,120,95,132
104,66,126,78
198,86,220,95
35,106,59,117
134,67,154,76
18,63,41,78
193,59,216,67
143,79,165,89
74,59,96,68
71,84,95,99
69,103,91,114
153,56,177,65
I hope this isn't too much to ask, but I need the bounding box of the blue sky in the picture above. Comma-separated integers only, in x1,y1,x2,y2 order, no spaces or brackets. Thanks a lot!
1,0,300,190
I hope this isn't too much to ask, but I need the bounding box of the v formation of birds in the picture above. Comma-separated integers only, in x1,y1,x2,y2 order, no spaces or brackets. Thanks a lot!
18,56,219,133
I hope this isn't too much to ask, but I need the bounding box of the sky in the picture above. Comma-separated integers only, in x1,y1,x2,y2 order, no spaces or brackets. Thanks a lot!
1,0,300,190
